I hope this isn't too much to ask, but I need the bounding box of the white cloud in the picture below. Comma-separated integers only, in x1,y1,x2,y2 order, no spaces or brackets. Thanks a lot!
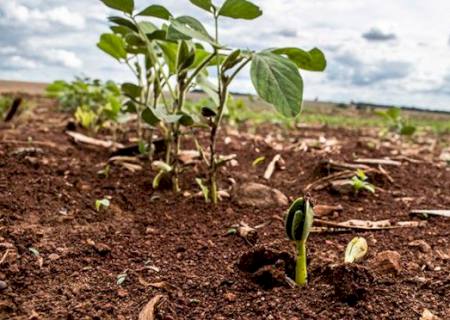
41,49,83,68
0,0,450,111
0,1,85,30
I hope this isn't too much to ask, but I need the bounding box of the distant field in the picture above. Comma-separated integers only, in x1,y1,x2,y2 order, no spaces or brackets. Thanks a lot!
0,80,47,95
1,80,449,134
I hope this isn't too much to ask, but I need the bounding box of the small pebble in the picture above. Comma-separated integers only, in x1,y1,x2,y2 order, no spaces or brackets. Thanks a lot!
0,280,7,290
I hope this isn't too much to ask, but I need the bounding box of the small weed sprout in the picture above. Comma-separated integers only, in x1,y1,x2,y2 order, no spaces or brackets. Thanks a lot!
344,237,368,263
95,198,111,212
351,169,375,195
285,197,314,286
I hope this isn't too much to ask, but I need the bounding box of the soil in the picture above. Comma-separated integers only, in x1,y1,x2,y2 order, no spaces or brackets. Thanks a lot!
0,95,449,320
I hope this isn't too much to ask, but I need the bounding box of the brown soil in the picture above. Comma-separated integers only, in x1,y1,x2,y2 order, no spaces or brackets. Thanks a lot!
0,95,449,319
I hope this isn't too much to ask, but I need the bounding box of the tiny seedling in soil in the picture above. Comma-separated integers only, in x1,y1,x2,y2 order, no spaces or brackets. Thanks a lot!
375,107,416,136
116,271,128,285
252,156,266,167
351,169,375,195
95,198,111,212
285,197,314,286
344,237,368,263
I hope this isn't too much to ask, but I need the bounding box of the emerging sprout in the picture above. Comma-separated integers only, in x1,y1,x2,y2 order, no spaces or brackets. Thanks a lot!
344,237,368,263
95,198,110,212
285,197,314,286
351,169,375,195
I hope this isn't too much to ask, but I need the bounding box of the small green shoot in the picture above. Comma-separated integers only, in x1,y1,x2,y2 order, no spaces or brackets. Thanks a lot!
95,198,110,212
97,165,111,178
351,169,375,195
285,197,314,286
152,161,172,189
252,156,266,167
344,237,368,263
375,107,416,136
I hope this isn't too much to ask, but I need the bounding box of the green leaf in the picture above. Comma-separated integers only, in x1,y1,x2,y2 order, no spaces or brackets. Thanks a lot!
271,47,327,72
108,16,138,32
400,124,416,136
218,0,262,20
137,5,172,20
141,107,160,126
251,52,303,117
121,83,142,98
138,21,158,34
101,0,134,15
177,40,195,71
97,33,127,61
158,42,178,74
168,16,217,46
190,0,213,12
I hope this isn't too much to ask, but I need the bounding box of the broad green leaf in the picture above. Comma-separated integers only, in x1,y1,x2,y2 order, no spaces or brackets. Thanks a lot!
179,112,195,126
158,42,178,74
218,0,262,20
271,47,327,72
110,25,134,36
109,16,137,32
141,107,160,126
251,52,303,117
190,0,213,12
97,33,127,61
138,21,157,34
121,83,142,98
168,16,217,46
137,5,172,20
101,0,134,15
146,30,167,41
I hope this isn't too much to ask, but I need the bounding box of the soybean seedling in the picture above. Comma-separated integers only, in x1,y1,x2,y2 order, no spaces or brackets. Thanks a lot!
344,237,368,263
285,197,314,286
95,198,111,212
351,169,375,195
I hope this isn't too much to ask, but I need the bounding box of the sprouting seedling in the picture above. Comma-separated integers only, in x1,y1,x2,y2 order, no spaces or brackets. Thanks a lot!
375,107,416,136
151,161,172,190
344,237,368,263
252,156,266,167
285,197,314,286
351,169,375,195
97,164,111,178
95,198,110,212
116,270,128,285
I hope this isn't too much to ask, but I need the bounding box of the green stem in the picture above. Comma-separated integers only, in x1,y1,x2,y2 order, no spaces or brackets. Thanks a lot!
295,241,307,286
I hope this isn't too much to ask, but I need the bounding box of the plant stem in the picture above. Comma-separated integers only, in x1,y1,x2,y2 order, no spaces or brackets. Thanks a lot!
295,241,307,286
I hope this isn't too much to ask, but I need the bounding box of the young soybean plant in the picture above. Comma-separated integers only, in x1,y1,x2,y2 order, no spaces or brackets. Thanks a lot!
285,197,314,286
178,0,327,203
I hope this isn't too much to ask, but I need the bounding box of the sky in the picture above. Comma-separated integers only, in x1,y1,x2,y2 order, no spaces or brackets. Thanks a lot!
1,0,450,111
